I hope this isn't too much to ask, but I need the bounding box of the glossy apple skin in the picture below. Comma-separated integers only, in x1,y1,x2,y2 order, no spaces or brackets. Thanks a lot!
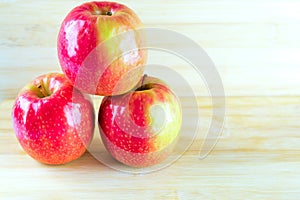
58,1,147,96
12,73,95,165
98,76,182,167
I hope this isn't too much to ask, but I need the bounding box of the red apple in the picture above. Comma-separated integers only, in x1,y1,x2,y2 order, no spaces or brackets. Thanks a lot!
98,75,182,167
57,1,147,96
12,73,95,165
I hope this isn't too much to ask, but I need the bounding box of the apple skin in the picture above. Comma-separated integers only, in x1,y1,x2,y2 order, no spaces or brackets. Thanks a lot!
12,73,95,165
98,76,182,167
57,1,147,96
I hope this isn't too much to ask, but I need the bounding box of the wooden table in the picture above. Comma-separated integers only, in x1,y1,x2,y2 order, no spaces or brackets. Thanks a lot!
1,0,300,199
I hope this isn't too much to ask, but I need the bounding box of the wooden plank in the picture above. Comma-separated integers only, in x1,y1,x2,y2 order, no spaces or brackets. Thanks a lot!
1,0,300,24
2,18,300,49
1,96,300,198
1,1,300,49
0,23,280,48
1,0,300,99
2,47,300,98
1,0,300,198
3,96,300,152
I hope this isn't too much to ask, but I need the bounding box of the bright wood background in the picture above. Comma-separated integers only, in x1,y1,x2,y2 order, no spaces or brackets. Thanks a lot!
1,0,300,199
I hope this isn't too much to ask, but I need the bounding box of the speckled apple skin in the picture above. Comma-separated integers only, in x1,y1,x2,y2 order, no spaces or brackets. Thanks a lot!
57,1,147,96
12,73,95,165
98,76,182,167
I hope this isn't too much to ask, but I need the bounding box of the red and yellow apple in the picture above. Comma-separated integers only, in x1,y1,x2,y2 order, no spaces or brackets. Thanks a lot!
12,73,95,165
57,1,147,96
98,76,182,167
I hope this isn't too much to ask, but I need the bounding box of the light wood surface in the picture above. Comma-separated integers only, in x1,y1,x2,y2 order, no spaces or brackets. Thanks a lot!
1,97,300,199
1,0,300,199
1,0,300,98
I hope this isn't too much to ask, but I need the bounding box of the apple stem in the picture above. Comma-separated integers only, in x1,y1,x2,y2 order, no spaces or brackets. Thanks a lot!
106,11,112,16
141,74,148,90
37,80,50,97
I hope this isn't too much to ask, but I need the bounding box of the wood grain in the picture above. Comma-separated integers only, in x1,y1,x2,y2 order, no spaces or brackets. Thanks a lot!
1,0,300,199
1,0,300,98
1,97,300,199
